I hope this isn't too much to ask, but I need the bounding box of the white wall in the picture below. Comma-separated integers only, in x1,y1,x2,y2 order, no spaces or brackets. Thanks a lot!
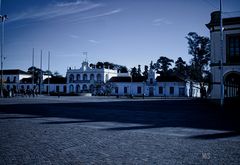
111,82,186,97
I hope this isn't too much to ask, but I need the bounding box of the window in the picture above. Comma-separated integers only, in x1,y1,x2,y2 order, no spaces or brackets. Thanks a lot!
7,77,10,83
89,85,94,93
83,74,88,81
69,85,74,93
69,74,74,83
105,74,109,81
97,74,101,82
179,87,185,96
56,86,60,92
90,74,94,81
124,87,128,94
63,85,67,93
170,87,174,95
227,34,240,64
76,74,80,81
76,85,80,93
137,86,141,94
13,76,16,83
115,87,118,94
150,78,153,84
159,87,163,94
82,84,88,91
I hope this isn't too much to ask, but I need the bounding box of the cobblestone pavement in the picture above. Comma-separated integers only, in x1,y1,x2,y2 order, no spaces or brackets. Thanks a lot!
0,97,240,164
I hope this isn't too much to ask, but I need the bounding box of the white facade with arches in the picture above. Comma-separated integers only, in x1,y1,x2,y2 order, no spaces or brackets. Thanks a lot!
66,61,118,94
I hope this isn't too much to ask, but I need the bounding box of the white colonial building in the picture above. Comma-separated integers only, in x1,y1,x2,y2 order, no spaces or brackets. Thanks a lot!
0,69,66,96
1,63,187,97
206,11,240,99
109,68,186,97
66,61,118,94
1,69,32,91
65,61,187,97
43,77,66,94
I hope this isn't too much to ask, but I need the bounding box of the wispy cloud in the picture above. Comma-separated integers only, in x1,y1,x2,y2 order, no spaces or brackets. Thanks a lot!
9,0,102,23
56,0,86,7
88,39,100,44
69,34,79,39
82,9,122,20
153,18,173,26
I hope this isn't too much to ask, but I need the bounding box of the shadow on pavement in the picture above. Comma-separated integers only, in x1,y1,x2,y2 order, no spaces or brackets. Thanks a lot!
0,100,239,137
189,131,240,140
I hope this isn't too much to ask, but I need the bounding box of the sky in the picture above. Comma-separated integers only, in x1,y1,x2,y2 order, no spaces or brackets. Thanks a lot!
1,0,240,75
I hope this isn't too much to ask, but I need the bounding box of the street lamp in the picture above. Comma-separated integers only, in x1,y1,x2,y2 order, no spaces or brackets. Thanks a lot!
0,14,7,98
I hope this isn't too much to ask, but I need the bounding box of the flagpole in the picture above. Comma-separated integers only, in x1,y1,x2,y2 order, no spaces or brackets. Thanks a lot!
220,0,224,106
32,48,35,90
40,49,42,95
0,0,7,97
48,51,50,95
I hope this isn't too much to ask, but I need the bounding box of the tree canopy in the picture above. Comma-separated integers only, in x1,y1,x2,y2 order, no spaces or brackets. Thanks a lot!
186,32,211,82
153,56,174,76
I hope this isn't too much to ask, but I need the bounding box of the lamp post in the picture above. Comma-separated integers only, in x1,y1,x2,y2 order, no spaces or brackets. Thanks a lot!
0,14,7,98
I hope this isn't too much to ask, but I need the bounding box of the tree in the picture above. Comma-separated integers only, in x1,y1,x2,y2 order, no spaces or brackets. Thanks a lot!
130,67,138,79
150,61,154,70
118,66,128,73
154,56,174,76
174,57,187,76
28,66,43,84
96,62,104,69
137,65,142,77
53,71,62,77
89,63,96,69
186,32,211,97
142,65,149,81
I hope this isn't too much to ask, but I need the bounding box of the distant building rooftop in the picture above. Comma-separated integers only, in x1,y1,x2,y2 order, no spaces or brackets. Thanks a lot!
156,75,185,82
1,69,30,75
43,77,66,84
109,76,146,83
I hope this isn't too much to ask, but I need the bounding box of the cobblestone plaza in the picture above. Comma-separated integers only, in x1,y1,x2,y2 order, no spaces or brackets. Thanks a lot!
0,96,240,164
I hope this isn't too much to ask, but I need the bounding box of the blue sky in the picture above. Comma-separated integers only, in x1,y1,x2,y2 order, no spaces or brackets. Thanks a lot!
2,0,240,75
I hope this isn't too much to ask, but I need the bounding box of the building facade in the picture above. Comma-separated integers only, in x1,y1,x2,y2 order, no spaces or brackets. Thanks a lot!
66,61,118,94
1,69,32,92
109,68,186,97
1,64,187,97
206,11,240,99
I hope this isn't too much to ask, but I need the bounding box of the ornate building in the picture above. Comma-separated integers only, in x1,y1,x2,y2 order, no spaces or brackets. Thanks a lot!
206,11,240,99
66,61,118,94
